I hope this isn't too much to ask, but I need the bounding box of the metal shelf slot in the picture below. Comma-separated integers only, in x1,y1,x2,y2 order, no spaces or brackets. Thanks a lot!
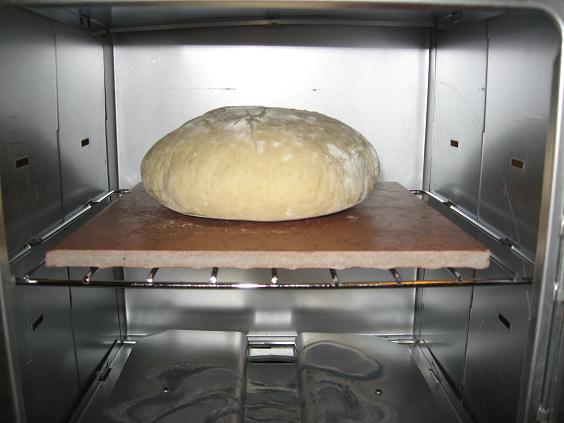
7,189,129,265
411,189,535,266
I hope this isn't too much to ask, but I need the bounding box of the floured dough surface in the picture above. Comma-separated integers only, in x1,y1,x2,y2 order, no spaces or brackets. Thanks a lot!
141,106,380,221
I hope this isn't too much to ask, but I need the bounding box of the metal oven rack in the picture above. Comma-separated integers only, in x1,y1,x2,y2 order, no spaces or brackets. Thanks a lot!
12,188,532,289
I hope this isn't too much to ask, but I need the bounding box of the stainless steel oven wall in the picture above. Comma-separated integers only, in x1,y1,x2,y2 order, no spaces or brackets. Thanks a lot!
0,8,122,422
416,210,479,397
478,12,560,260
124,268,416,336
428,21,487,217
113,25,430,190
54,27,109,216
69,269,122,394
422,11,559,423
12,267,79,423
0,9,62,258
463,261,533,423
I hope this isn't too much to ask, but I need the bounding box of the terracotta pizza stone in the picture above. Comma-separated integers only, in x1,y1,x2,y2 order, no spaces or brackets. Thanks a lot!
46,182,490,270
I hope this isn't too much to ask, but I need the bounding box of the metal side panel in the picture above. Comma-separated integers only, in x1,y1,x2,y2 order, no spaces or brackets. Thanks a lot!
478,12,560,257
13,267,80,423
69,268,121,394
430,21,487,216
55,28,109,216
124,268,415,336
0,9,62,256
103,41,119,191
113,25,429,190
419,268,473,397
548,317,564,423
416,197,480,397
0,169,24,422
463,262,532,423
475,231,534,279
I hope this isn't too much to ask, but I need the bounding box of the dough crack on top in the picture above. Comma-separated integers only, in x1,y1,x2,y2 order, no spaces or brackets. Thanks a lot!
141,106,380,221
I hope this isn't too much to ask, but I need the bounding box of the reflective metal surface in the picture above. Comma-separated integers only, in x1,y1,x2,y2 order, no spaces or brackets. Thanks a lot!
74,332,475,423
416,189,535,265
337,267,416,283
18,274,529,288
55,28,109,215
31,5,441,32
103,42,119,192
478,12,560,258
414,180,481,393
430,21,487,216
72,343,134,423
9,189,128,265
547,317,564,423
84,330,247,423
419,268,473,396
0,175,25,423
520,36,564,423
123,268,415,336
463,262,531,423
69,268,121,393
13,266,80,423
114,25,429,190
298,333,465,422
245,361,300,422
0,9,62,256
410,342,474,423
475,232,534,280
0,11,122,422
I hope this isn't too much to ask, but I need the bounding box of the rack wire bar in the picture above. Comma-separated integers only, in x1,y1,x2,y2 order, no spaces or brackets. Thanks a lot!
446,267,464,283
83,267,99,283
8,189,130,265
271,268,278,284
16,276,532,289
411,189,535,266
389,268,403,283
329,269,339,284
146,267,159,284
209,267,219,284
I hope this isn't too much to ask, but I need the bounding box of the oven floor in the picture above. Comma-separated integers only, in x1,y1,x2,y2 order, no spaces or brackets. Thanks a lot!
74,330,470,423
245,362,300,423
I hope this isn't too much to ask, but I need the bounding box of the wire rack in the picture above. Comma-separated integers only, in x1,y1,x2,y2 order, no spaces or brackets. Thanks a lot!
11,188,533,290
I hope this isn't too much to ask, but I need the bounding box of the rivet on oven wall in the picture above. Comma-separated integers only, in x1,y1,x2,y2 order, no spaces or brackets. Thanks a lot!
81,138,90,147
511,158,525,169
450,139,459,148
15,156,29,168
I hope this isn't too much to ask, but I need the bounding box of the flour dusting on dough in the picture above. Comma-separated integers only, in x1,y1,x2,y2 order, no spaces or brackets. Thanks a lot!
141,106,380,221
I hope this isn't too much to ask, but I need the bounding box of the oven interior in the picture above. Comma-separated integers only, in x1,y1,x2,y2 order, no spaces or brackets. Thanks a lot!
0,3,562,423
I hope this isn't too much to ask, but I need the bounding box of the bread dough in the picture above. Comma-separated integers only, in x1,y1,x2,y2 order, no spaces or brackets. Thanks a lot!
141,106,380,221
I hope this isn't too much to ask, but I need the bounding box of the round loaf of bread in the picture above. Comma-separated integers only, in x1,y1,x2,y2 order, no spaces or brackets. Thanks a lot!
141,106,379,221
